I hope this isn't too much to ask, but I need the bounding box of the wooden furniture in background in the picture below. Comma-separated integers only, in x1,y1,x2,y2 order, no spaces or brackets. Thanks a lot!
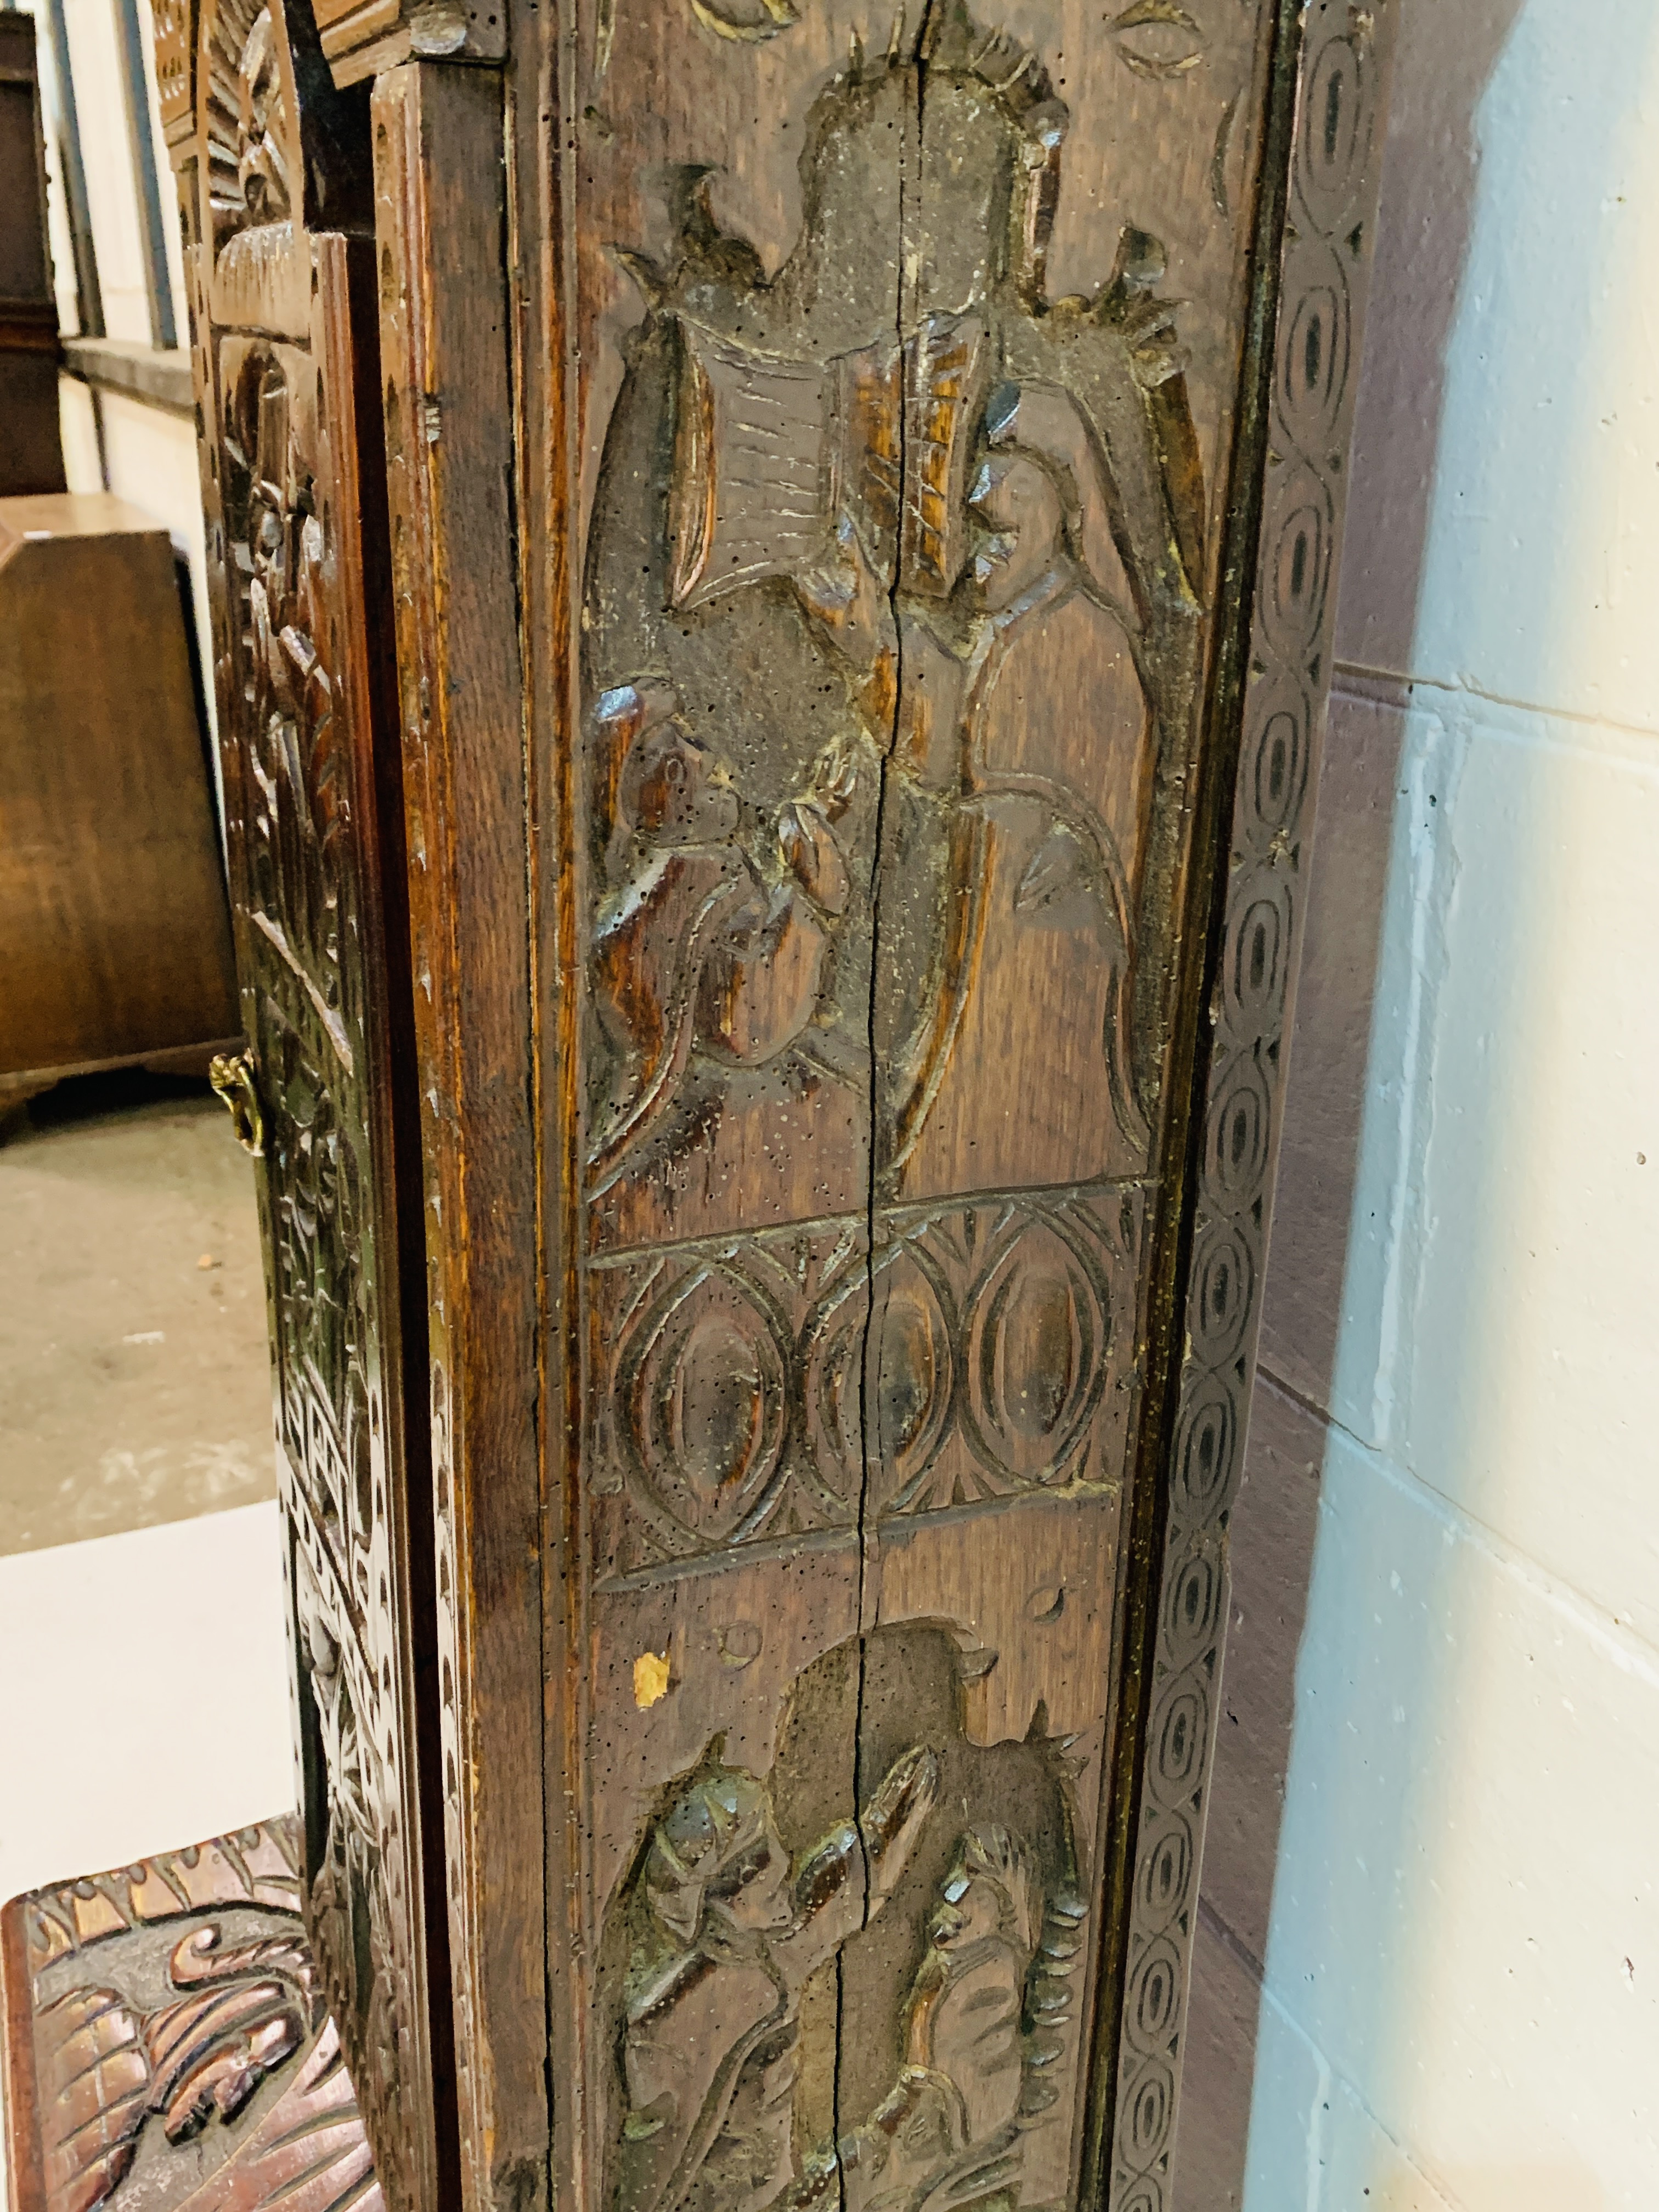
1,3,1396,2211
0,494,239,1110
0,15,66,500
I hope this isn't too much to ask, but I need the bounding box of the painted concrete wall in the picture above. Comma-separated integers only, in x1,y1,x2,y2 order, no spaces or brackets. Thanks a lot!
1181,5,1659,2209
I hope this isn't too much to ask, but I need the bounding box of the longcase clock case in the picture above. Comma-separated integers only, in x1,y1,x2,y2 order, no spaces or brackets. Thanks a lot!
147,2,1396,2210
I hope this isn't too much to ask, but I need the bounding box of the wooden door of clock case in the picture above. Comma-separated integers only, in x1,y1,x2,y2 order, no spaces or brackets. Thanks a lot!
152,3,1395,2211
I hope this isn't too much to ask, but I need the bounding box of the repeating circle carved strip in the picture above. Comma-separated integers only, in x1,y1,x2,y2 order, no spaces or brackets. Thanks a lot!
1262,471,1334,660
1115,7,1389,2202
1163,1542,1224,1663
1127,1935,1186,2053
1244,676,1313,844
1297,31,1375,226
1148,1675,1210,1808
1188,1215,1256,1368
1206,1051,1273,1205
1135,1813,1195,1934
1171,1373,1242,1525
1126,2056,1173,2161
1226,868,1294,1029
1280,249,1352,447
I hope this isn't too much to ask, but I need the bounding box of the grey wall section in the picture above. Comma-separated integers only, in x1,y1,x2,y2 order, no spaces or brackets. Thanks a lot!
111,0,176,346
1176,4,1659,2206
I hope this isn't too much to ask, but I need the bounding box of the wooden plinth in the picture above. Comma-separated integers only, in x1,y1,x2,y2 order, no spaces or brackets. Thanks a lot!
0,1820,380,2212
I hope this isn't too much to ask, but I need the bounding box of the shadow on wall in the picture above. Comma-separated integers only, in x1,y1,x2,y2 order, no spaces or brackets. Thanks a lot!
1182,0,1659,2203
1165,0,1626,2204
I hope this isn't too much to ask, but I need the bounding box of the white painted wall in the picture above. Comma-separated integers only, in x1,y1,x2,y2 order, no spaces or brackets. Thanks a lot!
58,0,156,345
1244,5,1659,2208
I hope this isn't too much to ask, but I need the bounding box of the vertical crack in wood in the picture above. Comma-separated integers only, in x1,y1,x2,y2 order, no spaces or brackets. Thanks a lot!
840,13,930,2202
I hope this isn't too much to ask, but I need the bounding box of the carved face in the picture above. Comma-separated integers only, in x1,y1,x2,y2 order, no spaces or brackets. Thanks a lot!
707,1825,793,1933
646,1767,794,1944
969,453,1065,613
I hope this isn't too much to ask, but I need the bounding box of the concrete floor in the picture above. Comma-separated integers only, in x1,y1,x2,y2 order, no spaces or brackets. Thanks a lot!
0,1071,276,1555
0,1076,293,2212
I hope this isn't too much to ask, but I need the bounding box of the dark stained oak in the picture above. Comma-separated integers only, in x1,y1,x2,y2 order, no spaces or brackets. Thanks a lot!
0,15,65,501
0,494,238,1104
152,4,453,2207
90,4,1400,2211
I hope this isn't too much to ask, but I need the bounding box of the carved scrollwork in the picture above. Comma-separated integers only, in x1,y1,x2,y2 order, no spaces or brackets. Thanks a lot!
589,1187,1142,1572
183,0,425,2193
5,1821,382,2212
219,340,358,1063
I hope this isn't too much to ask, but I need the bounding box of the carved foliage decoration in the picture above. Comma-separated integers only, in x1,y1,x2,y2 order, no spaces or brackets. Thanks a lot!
3,1821,382,2212
1107,11,1393,2209
183,0,426,2198
202,0,297,250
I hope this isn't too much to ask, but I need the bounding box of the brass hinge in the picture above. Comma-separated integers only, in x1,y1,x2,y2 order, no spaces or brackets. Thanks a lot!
208,1049,266,1158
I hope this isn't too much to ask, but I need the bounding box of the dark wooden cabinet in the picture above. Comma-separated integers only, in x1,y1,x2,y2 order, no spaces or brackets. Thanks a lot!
0,494,239,1104
1,3,1396,2209
0,14,65,500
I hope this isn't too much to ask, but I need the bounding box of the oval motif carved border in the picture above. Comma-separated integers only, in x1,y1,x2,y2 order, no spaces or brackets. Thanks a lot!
1106,6,1397,2207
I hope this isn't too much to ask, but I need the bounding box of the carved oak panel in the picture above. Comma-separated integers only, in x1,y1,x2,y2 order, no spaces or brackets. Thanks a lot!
135,1,1395,2207
501,6,1393,2212
0,1821,379,2212
155,4,446,2206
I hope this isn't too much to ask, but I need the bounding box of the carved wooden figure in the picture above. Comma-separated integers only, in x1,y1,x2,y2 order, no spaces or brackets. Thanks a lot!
1,4,1393,2212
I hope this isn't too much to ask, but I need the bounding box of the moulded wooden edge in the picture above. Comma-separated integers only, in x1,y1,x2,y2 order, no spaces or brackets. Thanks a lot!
1,1894,46,2212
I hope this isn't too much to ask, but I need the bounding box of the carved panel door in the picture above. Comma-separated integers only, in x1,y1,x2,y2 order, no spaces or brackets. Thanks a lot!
341,10,1393,2212
155,7,449,2209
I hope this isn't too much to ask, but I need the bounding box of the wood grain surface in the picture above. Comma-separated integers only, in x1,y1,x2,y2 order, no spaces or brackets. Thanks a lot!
0,495,236,1093
372,61,545,2212
132,0,1397,2207
157,4,450,2204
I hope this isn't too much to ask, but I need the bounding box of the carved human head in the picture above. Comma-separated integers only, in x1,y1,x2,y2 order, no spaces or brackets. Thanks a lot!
643,1760,793,1945
854,2067,970,2197
594,682,738,857
968,452,1065,612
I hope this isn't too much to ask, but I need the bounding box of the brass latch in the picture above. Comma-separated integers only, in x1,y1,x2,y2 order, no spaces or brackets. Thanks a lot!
208,1049,266,1158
